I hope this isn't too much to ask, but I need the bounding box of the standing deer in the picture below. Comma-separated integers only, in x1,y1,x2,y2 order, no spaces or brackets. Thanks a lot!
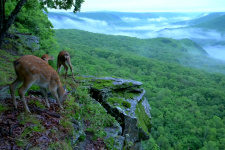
57,51,75,79
9,55,68,113
41,54,54,63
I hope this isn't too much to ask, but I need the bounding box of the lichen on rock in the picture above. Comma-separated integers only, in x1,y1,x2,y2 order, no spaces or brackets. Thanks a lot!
88,77,152,149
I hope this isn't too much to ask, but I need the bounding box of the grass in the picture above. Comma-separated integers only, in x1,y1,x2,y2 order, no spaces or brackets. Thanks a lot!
0,48,122,149
0,49,18,85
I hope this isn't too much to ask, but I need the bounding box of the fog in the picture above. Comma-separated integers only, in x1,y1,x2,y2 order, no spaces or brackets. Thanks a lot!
203,46,225,60
48,13,192,37
48,12,225,61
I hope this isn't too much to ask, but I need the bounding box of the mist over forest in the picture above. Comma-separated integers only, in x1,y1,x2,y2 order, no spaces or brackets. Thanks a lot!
48,11,225,61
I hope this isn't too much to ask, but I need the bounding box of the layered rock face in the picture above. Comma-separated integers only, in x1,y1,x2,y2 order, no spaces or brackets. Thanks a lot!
89,77,151,149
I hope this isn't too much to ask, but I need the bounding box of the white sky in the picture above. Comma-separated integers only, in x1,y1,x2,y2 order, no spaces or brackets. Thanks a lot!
79,0,225,12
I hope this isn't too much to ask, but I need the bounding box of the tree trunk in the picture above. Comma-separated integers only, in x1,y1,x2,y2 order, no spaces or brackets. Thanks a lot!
0,0,6,29
0,0,28,48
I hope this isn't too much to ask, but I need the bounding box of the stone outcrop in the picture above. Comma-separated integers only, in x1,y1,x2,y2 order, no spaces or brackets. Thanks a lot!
88,77,152,149
5,32,39,52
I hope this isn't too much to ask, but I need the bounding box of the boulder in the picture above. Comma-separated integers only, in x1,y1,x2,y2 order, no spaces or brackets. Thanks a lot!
89,77,152,149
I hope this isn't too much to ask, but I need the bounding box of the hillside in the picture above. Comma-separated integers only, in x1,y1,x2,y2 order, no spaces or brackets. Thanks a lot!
173,12,225,26
55,29,225,74
1,27,225,149
2,3,225,149
193,14,225,33
52,29,225,149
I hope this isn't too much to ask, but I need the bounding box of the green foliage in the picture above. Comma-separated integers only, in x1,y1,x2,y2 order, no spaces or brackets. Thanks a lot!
104,137,119,150
29,99,46,109
5,0,57,52
60,118,74,135
18,113,42,125
2,11,225,148
0,49,19,85
48,141,73,150
194,14,225,32
53,29,225,149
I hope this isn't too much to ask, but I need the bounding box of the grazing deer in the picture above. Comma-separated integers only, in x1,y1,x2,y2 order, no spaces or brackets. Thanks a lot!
9,55,68,113
41,54,54,63
57,51,75,79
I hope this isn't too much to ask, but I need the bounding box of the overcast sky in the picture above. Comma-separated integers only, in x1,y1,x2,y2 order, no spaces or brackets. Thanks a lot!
79,0,225,12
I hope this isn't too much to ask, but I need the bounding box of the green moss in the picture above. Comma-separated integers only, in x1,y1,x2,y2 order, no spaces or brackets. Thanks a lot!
135,101,151,134
116,91,139,99
122,101,131,108
0,104,9,112
108,97,131,110
108,97,124,105
92,79,113,89
78,134,86,142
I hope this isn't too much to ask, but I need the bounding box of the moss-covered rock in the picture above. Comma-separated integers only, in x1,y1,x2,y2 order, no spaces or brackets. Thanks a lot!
88,77,151,150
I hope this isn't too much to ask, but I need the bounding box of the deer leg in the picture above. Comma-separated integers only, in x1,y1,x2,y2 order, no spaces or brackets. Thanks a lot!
64,64,68,79
18,80,34,113
51,90,63,110
9,78,22,109
40,87,50,108
67,61,75,79
57,63,62,74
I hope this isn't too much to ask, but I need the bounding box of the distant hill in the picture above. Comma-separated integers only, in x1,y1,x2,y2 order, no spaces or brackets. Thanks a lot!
48,11,200,28
193,14,225,32
54,29,225,73
173,12,225,26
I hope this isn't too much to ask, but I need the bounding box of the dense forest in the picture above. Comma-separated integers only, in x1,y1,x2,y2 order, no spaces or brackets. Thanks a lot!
1,0,225,149
52,29,225,150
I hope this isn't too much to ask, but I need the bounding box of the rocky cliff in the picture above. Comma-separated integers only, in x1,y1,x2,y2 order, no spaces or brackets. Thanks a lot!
75,76,152,150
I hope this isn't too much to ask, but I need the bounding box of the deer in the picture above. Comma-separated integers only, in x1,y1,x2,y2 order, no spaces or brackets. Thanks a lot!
57,51,75,79
41,54,54,63
9,55,69,113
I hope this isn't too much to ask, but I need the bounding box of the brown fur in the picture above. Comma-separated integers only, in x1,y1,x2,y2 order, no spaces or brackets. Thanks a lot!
57,51,74,79
9,55,68,113
41,54,54,63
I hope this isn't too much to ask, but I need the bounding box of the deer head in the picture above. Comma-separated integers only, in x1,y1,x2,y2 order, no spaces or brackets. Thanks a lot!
41,54,54,63
10,55,68,113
